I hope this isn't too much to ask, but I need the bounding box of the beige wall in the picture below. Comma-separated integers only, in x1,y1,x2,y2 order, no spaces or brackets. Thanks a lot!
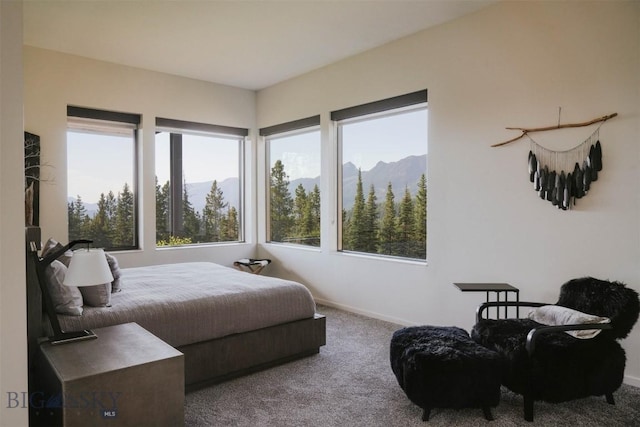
23,46,259,269
256,1,640,385
1,1,28,425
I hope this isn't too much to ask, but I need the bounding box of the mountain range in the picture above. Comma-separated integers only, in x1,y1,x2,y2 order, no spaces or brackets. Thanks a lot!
75,154,427,216
340,154,427,210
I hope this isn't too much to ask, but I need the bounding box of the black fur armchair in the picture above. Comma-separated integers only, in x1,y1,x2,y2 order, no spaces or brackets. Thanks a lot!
471,277,639,422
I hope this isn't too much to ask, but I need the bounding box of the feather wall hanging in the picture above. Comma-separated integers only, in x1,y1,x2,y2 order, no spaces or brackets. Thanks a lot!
493,112,617,210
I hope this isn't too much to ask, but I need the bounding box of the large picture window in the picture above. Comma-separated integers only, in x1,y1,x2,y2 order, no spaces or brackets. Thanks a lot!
66,106,140,250
262,116,321,247
333,91,428,260
155,118,246,247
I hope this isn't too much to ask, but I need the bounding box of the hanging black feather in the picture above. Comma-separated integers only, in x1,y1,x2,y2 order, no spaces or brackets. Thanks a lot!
559,171,567,210
583,160,592,193
594,140,603,171
590,146,598,182
539,167,546,199
573,163,584,199
565,172,572,210
528,151,537,183
552,172,560,206
547,170,556,202
524,128,604,211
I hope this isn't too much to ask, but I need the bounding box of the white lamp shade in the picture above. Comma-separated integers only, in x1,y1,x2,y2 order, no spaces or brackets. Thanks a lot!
63,248,114,287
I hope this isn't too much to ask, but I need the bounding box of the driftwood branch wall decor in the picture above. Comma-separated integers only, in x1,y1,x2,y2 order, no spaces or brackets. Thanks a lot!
493,112,617,210
492,113,617,147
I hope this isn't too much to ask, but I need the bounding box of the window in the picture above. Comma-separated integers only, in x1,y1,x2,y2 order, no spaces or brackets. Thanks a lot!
67,106,140,250
333,91,428,260
261,116,321,247
155,118,247,247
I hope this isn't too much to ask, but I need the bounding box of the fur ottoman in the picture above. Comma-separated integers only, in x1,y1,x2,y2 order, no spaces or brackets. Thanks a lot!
390,326,503,421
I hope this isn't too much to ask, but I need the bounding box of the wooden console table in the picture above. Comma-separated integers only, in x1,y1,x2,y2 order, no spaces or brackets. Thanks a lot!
453,282,520,319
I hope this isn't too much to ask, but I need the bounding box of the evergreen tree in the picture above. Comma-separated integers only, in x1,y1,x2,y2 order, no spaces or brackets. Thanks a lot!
397,186,415,257
270,160,294,242
363,184,379,253
182,181,200,241
155,177,170,243
105,190,118,244
346,169,367,251
68,195,89,241
341,208,349,248
307,184,321,246
413,174,427,259
294,184,309,238
203,180,227,242
105,191,116,217
89,193,111,247
220,206,239,241
379,182,397,255
68,201,75,237
229,206,239,240
114,182,134,247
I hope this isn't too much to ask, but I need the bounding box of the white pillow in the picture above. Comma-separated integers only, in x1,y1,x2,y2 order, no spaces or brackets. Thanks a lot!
528,305,610,339
105,252,123,293
80,281,112,307
45,260,83,316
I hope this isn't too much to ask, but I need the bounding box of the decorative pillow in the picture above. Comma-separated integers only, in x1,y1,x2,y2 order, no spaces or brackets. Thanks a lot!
41,238,73,267
528,305,611,339
80,281,112,307
71,250,116,305
105,253,123,293
45,260,83,316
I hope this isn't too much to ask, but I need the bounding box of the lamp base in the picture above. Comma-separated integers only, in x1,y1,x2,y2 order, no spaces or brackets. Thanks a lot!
49,329,97,345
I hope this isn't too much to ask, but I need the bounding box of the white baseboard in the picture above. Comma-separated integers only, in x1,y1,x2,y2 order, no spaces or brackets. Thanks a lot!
624,375,640,388
314,298,415,327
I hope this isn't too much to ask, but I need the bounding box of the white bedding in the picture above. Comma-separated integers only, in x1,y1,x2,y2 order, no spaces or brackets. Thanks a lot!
54,262,317,347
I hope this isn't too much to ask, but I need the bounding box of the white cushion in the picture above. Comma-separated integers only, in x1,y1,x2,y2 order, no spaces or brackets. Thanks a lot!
45,260,83,316
80,281,112,307
528,305,610,339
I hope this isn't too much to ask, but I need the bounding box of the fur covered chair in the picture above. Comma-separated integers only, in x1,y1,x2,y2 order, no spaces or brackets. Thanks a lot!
471,277,639,422
390,326,504,421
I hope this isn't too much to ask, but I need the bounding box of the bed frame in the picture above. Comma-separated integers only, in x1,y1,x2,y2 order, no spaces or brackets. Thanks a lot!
180,313,326,391
26,229,326,394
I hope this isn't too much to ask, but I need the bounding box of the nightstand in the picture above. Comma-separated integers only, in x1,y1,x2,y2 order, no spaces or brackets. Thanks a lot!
34,322,184,427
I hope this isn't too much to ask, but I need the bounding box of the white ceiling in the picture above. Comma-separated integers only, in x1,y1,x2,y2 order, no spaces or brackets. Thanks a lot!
23,0,495,91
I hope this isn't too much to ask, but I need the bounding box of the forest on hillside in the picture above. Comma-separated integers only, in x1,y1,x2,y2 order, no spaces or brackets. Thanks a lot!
68,160,426,259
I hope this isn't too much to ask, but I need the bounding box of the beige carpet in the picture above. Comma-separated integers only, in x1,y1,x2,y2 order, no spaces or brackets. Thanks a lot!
185,305,640,426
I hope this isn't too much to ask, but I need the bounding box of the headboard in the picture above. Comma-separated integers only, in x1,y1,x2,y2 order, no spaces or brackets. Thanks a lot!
25,226,45,350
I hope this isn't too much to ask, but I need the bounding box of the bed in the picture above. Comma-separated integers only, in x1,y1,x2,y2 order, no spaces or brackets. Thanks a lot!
27,252,326,390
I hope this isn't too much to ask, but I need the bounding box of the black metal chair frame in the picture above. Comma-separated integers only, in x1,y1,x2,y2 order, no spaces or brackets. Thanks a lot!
476,301,615,422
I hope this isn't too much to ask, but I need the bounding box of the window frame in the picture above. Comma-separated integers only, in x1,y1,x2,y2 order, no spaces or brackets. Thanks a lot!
259,114,322,249
332,90,428,260
261,115,321,246
155,117,248,247
66,105,141,251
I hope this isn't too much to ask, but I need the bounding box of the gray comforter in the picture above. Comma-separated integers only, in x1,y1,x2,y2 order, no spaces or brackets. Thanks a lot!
55,262,317,347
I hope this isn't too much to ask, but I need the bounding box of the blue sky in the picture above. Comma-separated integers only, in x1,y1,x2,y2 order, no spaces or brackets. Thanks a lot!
68,107,427,204
67,131,134,203
155,132,240,185
341,108,428,170
270,107,428,180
